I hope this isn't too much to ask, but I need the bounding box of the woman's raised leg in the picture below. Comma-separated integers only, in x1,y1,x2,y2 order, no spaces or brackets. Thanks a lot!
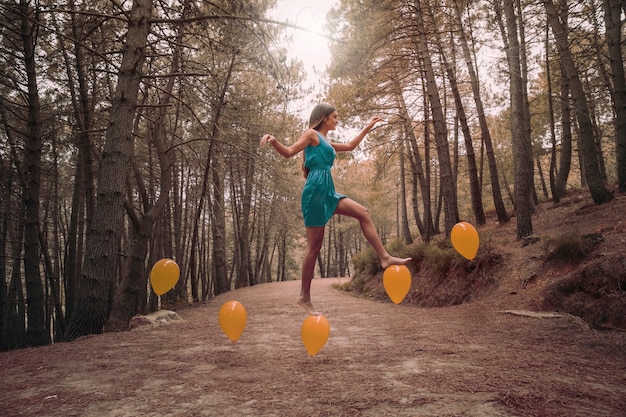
335,198,411,268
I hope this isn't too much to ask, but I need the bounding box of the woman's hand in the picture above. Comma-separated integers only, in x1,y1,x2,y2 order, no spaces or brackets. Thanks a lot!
367,116,384,129
260,134,276,147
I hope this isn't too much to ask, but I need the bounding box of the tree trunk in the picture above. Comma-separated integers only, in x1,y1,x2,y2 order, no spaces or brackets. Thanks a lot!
65,0,153,341
517,0,535,210
428,5,485,225
105,120,173,331
453,1,509,224
545,23,560,203
556,34,573,199
502,0,534,238
56,0,96,323
19,0,49,347
234,135,255,289
212,148,230,295
397,89,429,240
414,0,458,235
536,158,549,198
8,219,27,350
115,11,185,314
544,0,614,204
0,158,9,350
169,155,186,302
604,0,626,193
398,138,412,243
0,160,22,351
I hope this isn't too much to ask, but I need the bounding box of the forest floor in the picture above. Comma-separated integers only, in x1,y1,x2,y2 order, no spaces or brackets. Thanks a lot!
1,192,625,417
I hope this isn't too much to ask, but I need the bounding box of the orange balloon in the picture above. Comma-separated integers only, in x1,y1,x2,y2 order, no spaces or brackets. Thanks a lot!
219,301,247,343
383,265,412,304
149,258,180,296
451,221,480,260
301,315,330,356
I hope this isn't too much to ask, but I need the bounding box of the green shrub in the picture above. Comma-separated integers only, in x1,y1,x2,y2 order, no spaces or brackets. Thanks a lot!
332,281,352,291
386,239,412,258
421,242,458,276
352,246,379,276
405,242,428,264
352,238,466,278
543,229,592,263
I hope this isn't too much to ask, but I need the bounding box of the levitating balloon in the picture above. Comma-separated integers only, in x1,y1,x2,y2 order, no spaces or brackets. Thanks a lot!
450,221,480,260
383,265,412,304
150,258,180,296
219,300,247,343
301,315,330,356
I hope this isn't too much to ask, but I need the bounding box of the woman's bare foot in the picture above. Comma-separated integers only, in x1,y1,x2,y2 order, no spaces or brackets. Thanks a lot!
298,298,322,316
381,256,412,270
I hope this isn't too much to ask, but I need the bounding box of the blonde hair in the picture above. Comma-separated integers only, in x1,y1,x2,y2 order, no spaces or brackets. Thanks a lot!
303,104,336,178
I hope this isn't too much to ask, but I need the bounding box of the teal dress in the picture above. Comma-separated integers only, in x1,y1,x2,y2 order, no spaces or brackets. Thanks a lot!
301,132,346,227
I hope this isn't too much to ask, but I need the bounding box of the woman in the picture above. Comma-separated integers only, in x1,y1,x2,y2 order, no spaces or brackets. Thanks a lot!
261,104,411,315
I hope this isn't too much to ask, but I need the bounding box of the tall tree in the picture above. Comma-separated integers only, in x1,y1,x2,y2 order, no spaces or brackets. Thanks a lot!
398,137,412,243
65,0,153,340
54,0,98,322
498,0,534,238
554,2,573,199
105,87,176,330
0,155,9,350
427,4,485,225
543,0,613,205
604,0,626,193
209,49,237,296
400,97,431,241
413,0,459,234
18,0,49,346
452,0,509,224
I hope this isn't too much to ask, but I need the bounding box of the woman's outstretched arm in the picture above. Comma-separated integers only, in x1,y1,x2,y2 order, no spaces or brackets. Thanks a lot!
260,129,317,158
332,117,384,152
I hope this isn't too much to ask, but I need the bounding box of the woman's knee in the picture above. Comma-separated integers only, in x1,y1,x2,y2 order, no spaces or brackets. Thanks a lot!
337,198,370,220
354,205,372,222
308,238,323,253
306,229,325,253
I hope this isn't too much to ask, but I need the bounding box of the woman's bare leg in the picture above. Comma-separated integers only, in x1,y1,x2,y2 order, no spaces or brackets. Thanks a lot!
335,198,411,268
298,226,325,315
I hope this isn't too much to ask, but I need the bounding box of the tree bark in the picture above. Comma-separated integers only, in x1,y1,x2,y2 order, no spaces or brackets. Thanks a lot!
452,1,509,224
105,118,173,331
398,138,412,243
19,0,49,347
55,0,96,323
604,0,626,193
397,89,429,240
543,0,614,204
502,0,534,238
428,5,485,225
234,156,255,288
0,157,9,350
414,0,459,235
555,3,573,201
211,145,230,295
65,0,153,341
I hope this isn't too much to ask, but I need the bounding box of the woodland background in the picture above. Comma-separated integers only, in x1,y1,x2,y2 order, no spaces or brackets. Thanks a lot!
0,0,624,351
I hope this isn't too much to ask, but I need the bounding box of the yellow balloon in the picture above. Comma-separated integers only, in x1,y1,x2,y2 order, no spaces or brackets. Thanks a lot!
219,301,247,343
301,315,330,356
451,221,480,260
149,258,180,296
383,265,412,304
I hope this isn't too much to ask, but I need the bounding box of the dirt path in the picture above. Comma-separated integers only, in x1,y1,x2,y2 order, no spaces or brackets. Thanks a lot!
1,278,625,417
